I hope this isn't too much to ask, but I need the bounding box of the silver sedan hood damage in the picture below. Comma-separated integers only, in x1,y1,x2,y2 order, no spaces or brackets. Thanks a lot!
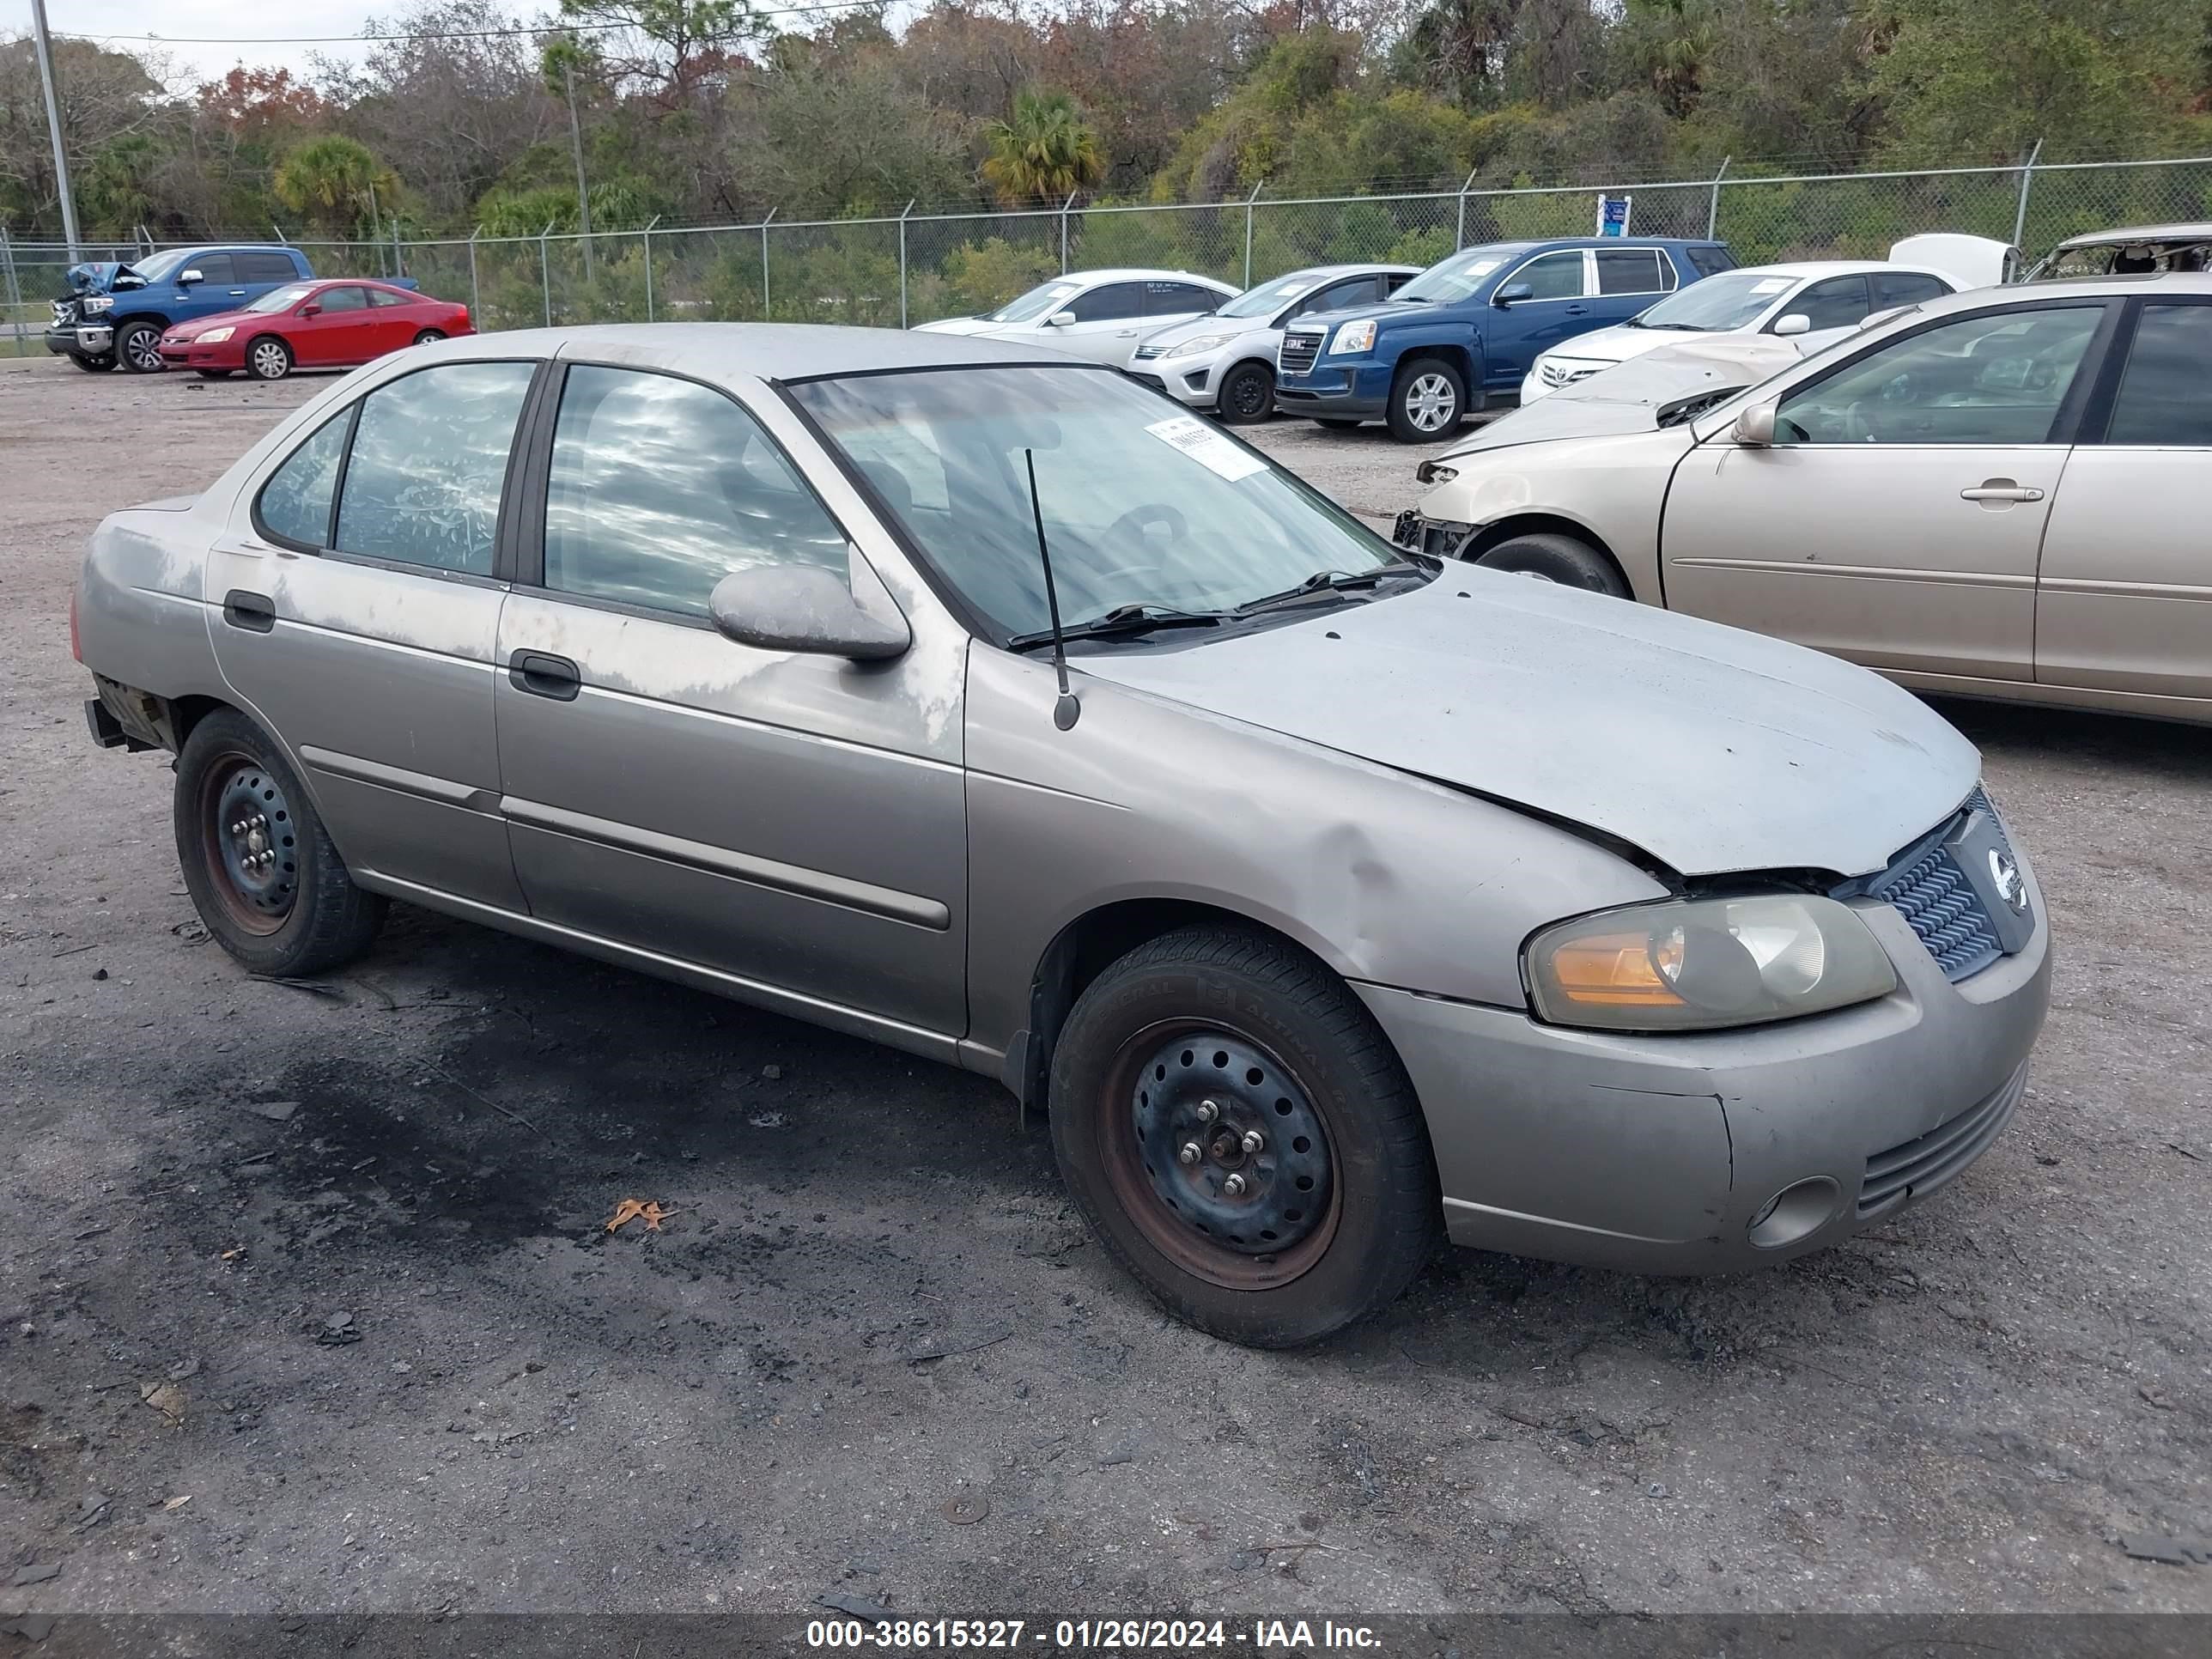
1445,339,1803,456
1074,571,1979,880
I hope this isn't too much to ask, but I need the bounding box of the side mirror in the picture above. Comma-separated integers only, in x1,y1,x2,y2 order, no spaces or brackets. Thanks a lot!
1732,401,1778,447
708,562,910,661
178,268,204,287
1492,283,1533,307
1772,313,1811,337
1044,311,1076,327
299,303,322,319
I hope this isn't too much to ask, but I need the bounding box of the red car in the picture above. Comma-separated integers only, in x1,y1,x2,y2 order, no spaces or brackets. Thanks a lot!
158,279,473,380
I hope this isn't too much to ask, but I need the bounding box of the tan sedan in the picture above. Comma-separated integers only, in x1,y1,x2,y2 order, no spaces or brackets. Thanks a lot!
1396,273,2212,724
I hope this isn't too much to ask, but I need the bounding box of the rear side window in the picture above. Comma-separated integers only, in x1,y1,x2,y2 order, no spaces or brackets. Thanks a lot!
335,362,535,574
237,252,299,283
1145,282,1221,316
1873,271,1954,309
255,412,350,550
368,287,413,308
1595,248,1667,295
542,365,848,617
1686,246,1736,278
2107,303,2212,446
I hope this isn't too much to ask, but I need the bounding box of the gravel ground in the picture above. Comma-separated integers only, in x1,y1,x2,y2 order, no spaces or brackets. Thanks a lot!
2,361,2208,1624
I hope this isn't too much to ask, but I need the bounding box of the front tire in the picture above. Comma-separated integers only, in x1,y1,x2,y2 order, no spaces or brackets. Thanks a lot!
116,321,165,374
174,709,384,978
1215,360,1274,425
1474,531,1631,598
1387,356,1465,442
246,337,293,380
1048,925,1441,1347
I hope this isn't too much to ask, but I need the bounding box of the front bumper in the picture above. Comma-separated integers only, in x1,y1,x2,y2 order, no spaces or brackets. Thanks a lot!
1274,360,1393,418
1356,870,2051,1275
1127,354,1219,407
1518,368,1551,404
1392,508,1474,559
159,337,236,369
45,322,112,357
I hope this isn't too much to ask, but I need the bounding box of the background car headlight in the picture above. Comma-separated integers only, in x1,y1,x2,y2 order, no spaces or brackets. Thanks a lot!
197,326,234,343
82,295,113,313
1328,319,1376,355
1526,894,1895,1032
1164,334,1231,358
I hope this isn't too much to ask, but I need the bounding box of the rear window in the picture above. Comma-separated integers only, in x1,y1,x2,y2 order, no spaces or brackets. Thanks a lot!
1686,246,1737,278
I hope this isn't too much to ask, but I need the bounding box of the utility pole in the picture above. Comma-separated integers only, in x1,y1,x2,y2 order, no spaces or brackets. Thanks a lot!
29,0,83,257
562,35,594,284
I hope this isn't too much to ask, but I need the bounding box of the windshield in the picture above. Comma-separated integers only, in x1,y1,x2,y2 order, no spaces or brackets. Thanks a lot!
1216,270,1320,319
792,366,1402,640
987,281,1082,324
1395,249,1512,305
1628,270,1796,331
246,283,313,314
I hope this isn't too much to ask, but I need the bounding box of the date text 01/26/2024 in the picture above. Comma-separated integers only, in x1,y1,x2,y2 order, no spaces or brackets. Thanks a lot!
805,1618,1383,1650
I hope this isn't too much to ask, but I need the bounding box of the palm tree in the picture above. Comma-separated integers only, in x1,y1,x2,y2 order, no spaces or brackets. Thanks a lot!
981,89,1106,208
274,135,397,238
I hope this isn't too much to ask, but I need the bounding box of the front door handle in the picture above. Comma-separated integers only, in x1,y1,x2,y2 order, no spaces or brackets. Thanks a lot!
508,650,580,701
1960,479,2045,505
222,590,275,632
1565,305,1590,316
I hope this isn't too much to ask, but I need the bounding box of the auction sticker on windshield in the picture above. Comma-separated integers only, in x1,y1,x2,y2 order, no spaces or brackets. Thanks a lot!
1146,416,1267,482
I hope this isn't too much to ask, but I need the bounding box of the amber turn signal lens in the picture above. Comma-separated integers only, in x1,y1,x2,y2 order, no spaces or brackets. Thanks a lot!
1545,932,1686,1007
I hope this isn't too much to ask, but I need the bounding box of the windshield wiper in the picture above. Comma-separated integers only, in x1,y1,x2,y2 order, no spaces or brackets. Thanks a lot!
1006,604,1226,651
1236,562,1420,615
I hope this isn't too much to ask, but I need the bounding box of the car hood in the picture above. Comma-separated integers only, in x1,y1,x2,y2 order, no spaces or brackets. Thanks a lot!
1544,324,1694,367
910,316,1000,336
1074,570,1978,879
1285,297,1424,332
65,260,128,295
1445,338,1803,453
1137,313,1249,351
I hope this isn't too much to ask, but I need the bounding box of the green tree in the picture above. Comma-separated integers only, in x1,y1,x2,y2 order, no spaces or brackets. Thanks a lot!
981,89,1107,207
274,134,398,236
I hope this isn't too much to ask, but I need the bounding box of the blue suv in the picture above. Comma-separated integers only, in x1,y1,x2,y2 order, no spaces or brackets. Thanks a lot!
1273,237,1735,441
46,245,316,374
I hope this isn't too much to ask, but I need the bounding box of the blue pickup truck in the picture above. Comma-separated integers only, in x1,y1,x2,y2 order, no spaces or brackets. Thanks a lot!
46,245,318,374
1273,236,1736,441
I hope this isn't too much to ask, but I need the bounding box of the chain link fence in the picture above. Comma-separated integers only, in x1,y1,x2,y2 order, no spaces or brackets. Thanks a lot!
10,153,2212,356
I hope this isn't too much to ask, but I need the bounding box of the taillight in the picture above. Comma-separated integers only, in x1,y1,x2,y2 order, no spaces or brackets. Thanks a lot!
69,586,82,663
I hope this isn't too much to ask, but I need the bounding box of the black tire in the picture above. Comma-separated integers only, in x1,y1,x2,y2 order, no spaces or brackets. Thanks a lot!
195,368,233,380
1215,360,1274,425
1387,355,1466,443
1048,925,1441,1348
412,328,446,345
246,336,293,380
68,350,116,373
1315,417,1364,431
116,320,165,374
1474,531,1631,598
173,709,385,978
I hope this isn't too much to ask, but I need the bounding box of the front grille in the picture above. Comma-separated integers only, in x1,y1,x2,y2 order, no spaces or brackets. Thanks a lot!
1279,331,1322,376
1539,360,1601,388
1133,343,1164,361
52,297,77,326
1859,1064,2026,1215
1857,787,2012,982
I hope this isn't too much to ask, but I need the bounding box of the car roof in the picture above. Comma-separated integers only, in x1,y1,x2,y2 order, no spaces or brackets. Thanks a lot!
1059,268,1237,288
433,322,1106,382
1274,262,1422,277
1886,271,2212,319
1729,260,1942,279
1469,237,1719,253
2054,222,2212,248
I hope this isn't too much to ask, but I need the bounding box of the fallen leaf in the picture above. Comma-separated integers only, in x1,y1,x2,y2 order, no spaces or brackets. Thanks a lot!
220,1248,246,1261
162,1495,191,1512
605,1199,679,1233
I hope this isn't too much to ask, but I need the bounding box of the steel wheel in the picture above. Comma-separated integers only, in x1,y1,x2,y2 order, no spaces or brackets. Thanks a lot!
1098,1021,1341,1291
1216,361,1274,424
194,750,301,937
1402,372,1457,433
248,337,292,380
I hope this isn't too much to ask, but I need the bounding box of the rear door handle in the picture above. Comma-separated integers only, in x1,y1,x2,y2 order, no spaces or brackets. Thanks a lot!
1960,479,2045,504
222,590,275,632
1565,305,1590,316
508,650,580,701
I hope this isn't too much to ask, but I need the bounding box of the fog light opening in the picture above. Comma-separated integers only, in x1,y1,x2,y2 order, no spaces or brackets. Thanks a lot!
1746,1176,1842,1250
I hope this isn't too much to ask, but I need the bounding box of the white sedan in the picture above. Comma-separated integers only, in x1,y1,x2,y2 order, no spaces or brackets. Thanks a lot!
1522,261,1961,403
913,268,1237,369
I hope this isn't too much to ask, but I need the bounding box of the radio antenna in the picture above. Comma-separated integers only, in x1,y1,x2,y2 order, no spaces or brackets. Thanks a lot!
1024,447,1081,732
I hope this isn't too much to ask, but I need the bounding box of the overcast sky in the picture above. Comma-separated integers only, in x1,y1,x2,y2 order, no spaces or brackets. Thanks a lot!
0,2,526,86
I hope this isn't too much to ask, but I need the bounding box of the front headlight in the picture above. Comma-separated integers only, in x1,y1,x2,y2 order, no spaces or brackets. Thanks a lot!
1526,894,1895,1033
1328,319,1377,355
1164,333,1231,358
1415,461,1457,485
197,326,234,343
82,295,113,313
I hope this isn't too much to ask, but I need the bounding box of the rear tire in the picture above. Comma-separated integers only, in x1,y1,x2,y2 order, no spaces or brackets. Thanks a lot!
1048,925,1441,1348
116,321,165,374
1387,356,1465,443
1474,531,1631,598
246,336,293,380
173,709,385,978
1215,360,1274,425
68,350,116,373
412,328,445,345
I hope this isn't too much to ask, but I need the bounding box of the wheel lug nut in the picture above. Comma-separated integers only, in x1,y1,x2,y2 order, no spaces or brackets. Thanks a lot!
1177,1141,1202,1166
1195,1099,1218,1123
1242,1129,1264,1153
1222,1173,1248,1198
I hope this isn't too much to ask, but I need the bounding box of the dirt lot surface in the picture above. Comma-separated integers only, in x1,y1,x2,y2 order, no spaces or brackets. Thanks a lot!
2,360,2209,1623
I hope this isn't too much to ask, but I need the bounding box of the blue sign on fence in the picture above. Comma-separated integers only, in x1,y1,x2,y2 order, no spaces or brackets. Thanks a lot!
1596,195,1632,238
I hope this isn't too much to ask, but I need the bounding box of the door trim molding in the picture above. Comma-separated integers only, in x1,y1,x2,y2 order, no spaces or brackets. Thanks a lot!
297,744,500,812
1665,557,2038,590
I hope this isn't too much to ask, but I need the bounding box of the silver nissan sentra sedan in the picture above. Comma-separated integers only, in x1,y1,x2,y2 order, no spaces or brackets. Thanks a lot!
74,324,2051,1346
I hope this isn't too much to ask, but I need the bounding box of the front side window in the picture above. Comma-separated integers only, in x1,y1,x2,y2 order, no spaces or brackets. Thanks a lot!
1783,276,1871,332
188,253,238,285
1595,248,1666,295
335,361,535,574
1774,306,2103,446
544,366,848,617
316,287,369,314
255,412,350,549
791,365,1401,640
1508,252,1586,301
2106,302,2212,446
1067,283,1146,322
